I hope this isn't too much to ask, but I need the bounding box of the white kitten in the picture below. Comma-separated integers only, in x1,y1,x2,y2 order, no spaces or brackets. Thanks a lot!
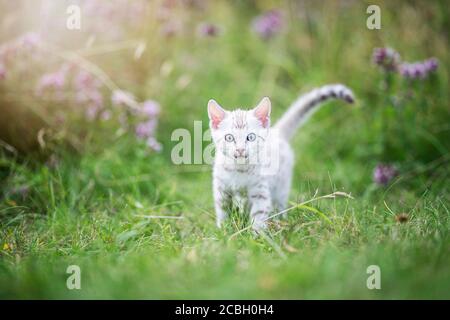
208,84,354,230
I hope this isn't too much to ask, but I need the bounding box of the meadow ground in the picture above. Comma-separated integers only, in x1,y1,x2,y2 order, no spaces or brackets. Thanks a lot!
0,1,449,299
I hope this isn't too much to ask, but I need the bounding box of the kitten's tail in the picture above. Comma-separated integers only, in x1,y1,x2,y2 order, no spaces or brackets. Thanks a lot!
274,84,354,140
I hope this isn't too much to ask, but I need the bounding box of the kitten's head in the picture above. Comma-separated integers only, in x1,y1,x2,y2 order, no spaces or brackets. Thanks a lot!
207,97,271,164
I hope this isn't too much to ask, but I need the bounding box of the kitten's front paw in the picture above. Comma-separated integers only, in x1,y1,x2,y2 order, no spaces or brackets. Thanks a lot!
216,216,225,229
215,209,227,229
251,217,268,231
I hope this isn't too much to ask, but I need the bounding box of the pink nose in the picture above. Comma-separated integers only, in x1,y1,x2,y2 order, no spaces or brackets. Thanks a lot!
234,148,245,157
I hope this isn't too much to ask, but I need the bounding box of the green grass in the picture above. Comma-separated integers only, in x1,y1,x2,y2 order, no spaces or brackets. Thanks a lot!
0,0,449,299
1,139,448,299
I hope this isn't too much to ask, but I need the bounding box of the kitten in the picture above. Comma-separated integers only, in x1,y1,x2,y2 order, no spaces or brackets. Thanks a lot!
208,84,354,230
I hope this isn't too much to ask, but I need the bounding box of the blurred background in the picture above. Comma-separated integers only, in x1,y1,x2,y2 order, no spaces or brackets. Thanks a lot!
1,0,448,159
0,0,449,299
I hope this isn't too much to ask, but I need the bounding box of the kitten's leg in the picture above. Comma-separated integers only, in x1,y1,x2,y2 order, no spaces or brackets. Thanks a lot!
213,178,231,228
248,182,272,231
273,146,294,218
233,193,247,212
273,172,292,218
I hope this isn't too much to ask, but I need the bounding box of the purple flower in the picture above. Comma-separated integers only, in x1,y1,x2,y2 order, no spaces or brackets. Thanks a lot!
372,47,401,72
135,119,157,139
197,23,222,37
76,88,104,108
252,10,284,40
399,63,422,79
0,63,5,80
140,100,161,117
146,137,162,152
20,32,41,49
85,104,100,121
100,110,112,121
73,70,104,112
36,63,74,95
111,90,135,107
75,70,101,91
373,164,398,186
36,71,66,93
88,90,104,107
423,57,438,72
0,32,42,64
399,58,439,80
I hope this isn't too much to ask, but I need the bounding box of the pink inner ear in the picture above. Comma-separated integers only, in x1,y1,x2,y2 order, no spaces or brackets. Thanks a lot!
254,100,271,128
211,116,223,129
256,113,269,128
208,100,226,129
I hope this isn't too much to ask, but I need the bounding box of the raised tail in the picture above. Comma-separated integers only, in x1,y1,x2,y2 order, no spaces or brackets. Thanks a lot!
274,84,354,140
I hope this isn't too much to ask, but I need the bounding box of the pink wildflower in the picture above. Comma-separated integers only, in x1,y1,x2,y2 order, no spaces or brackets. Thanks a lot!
112,90,135,107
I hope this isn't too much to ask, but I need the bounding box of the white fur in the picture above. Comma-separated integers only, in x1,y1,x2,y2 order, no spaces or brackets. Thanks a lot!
208,84,354,230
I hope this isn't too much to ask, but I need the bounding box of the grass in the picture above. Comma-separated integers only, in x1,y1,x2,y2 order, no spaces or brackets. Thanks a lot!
1,138,448,299
0,0,449,299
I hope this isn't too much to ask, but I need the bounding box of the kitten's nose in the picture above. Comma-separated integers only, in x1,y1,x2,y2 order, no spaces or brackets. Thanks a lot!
234,148,246,158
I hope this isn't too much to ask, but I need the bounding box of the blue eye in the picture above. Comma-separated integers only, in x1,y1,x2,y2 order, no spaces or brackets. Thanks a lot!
224,134,234,142
247,133,256,142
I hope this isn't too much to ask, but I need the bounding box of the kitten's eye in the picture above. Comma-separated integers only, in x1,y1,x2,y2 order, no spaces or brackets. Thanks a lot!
224,134,234,142
246,133,256,142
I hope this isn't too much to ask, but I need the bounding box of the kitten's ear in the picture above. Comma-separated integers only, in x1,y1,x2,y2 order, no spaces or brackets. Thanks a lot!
254,97,271,128
208,99,227,129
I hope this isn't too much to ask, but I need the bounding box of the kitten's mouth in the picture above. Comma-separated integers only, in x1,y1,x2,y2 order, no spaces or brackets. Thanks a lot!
233,155,249,164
